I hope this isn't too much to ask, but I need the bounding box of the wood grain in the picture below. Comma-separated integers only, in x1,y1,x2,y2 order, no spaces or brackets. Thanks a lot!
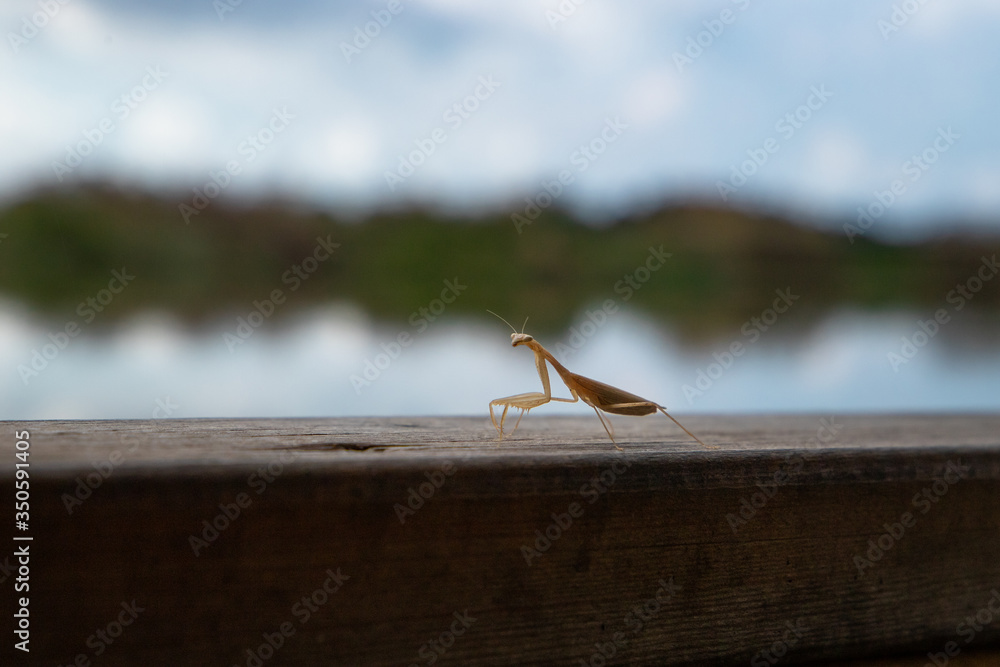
1,415,999,666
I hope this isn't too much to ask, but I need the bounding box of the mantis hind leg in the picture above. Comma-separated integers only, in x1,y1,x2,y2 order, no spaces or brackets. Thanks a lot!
600,400,715,449
591,406,623,451
654,406,716,449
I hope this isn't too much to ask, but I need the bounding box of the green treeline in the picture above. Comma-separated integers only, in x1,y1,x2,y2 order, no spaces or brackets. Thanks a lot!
0,185,997,342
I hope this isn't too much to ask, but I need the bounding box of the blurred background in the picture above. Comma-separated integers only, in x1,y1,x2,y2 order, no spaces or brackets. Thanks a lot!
1,0,998,420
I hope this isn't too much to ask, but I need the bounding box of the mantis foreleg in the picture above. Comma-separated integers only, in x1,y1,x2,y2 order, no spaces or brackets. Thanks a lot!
489,348,577,440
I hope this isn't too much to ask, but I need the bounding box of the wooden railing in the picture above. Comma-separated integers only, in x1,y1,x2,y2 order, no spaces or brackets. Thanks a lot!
3,415,999,665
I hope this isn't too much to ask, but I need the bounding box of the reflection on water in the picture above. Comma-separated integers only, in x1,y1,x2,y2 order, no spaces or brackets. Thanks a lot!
2,302,999,420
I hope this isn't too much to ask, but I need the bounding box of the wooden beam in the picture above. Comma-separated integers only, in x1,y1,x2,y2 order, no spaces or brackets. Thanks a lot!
2,416,999,665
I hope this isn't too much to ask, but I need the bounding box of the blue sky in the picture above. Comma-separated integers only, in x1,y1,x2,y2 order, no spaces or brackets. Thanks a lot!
3,0,1000,238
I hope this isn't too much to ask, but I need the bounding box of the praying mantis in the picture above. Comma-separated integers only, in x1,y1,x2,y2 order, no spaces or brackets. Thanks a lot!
487,312,714,450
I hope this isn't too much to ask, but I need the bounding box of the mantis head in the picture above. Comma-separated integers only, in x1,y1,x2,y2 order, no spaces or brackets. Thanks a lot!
487,310,532,347
511,332,534,347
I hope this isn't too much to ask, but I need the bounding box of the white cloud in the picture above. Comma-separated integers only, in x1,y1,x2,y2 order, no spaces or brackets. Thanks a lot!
799,128,869,198
968,165,1000,214
112,93,216,171
320,120,383,185
0,0,995,233
623,67,687,127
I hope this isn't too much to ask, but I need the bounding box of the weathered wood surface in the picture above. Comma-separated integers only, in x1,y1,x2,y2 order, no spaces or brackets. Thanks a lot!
2,415,999,666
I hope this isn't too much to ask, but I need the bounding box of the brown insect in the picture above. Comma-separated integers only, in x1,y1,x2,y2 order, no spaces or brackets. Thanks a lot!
487,312,712,450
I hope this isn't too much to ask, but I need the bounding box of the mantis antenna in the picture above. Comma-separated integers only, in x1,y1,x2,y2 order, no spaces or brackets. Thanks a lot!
486,310,528,335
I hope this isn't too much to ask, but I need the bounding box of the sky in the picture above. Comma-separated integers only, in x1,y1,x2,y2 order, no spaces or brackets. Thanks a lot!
3,0,1000,419
2,0,1000,238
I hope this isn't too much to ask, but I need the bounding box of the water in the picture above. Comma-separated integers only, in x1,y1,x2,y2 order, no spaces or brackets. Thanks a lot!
2,302,998,420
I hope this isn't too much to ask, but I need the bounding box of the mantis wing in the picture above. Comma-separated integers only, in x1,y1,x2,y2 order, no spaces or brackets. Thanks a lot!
567,373,659,416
